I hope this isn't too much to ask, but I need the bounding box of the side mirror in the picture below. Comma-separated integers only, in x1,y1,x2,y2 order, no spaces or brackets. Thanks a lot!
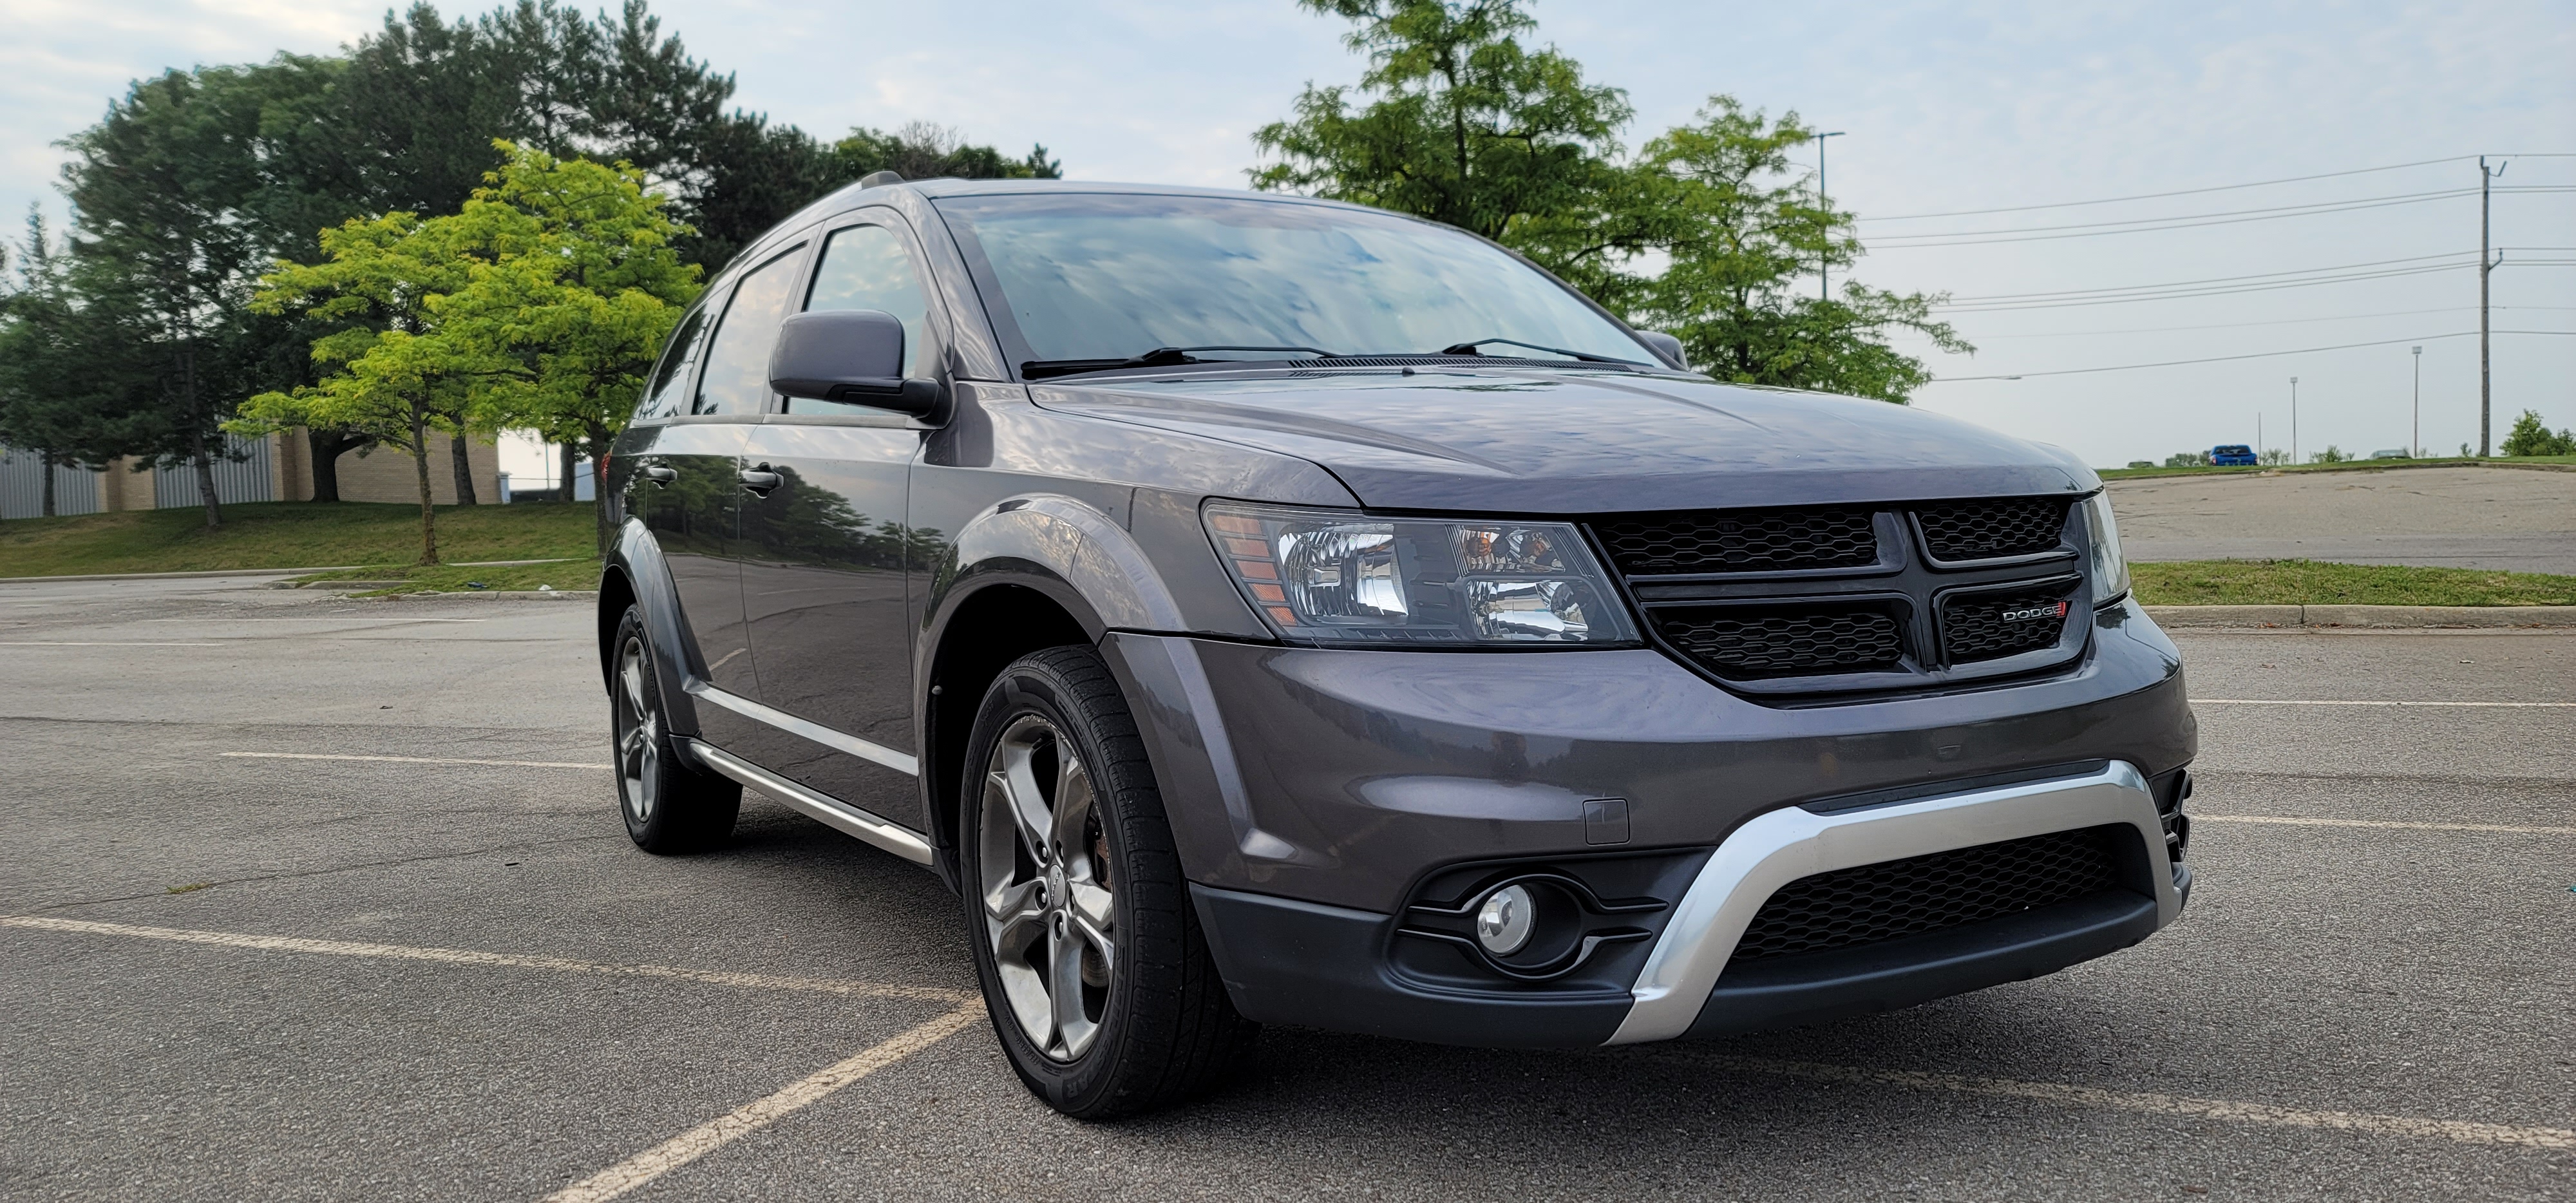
1636,330,1689,370
768,310,941,416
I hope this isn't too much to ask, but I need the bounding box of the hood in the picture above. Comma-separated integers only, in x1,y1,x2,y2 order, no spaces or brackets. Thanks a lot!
1030,368,2096,513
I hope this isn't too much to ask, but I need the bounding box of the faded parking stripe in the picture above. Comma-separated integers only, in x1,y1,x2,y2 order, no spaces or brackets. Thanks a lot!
222,752,612,770
1703,1054,2575,1150
542,1005,985,1203
2195,815,2576,836
0,916,970,1004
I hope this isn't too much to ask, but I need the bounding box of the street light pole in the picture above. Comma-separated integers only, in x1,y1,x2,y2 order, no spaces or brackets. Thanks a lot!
2411,345,2423,457
2291,376,2299,465
1816,131,1846,301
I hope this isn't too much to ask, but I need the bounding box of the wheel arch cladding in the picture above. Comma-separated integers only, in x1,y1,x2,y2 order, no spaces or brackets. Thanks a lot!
602,520,702,737
925,581,1095,885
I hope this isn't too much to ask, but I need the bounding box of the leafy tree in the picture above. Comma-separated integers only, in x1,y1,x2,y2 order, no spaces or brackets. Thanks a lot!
430,145,701,550
2311,445,2349,464
2163,451,2203,468
2501,410,2575,457
237,213,478,563
0,213,147,515
1254,0,1966,402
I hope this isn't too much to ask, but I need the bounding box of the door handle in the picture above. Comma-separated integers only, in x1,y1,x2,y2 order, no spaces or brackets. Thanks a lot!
641,466,676,484
737,468,783,494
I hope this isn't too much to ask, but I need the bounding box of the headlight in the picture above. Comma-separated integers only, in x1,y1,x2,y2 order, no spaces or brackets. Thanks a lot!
1202,501,1638,647
2079,491,2129,603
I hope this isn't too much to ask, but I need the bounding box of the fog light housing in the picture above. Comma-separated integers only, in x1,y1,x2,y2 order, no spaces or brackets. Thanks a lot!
1474,884,1535,956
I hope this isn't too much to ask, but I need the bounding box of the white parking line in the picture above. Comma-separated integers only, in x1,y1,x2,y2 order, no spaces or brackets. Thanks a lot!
2197,698,2576,708
2194,815,2576,836
1706,1054,2576,1150
222,752,612,770
0,641,223,647
0,916,970,1004
542,1005,985,1203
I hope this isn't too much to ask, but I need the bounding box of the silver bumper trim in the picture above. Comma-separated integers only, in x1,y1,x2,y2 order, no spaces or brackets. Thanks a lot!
681,738,936,867
1607,760,2175,1045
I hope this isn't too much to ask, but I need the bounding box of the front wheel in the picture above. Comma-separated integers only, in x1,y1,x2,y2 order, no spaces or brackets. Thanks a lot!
959,646,1256,1119
609,606,739,853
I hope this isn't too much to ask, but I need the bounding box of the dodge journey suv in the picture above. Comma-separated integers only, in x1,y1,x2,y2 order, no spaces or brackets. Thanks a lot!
598,175,2197,1119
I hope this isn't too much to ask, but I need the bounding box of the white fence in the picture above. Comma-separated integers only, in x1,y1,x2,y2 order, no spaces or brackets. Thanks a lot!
153,433,274,507
0,446,102,519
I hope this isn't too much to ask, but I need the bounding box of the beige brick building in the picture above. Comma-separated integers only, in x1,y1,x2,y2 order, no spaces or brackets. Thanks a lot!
4,431,503,518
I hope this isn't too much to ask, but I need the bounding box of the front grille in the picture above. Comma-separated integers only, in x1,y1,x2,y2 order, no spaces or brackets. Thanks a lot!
1593,507,1876,576
1917,497,2069,561
1729,827,2122,963
1652,605,1904,677
1940,580,2078,663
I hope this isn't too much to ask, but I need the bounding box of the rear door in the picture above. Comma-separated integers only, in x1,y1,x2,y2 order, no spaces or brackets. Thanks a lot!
646,239,810,748
736,216,938,829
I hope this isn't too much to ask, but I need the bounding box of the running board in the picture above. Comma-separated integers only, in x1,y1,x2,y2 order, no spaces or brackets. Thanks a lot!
681,739,936,867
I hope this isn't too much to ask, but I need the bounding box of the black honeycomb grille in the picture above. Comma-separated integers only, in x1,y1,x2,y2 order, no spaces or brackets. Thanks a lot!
1917,497,2069,561
1652,605,1904,677
1730,827,2123,963
1593,507,1877,575
1940,580,2079,663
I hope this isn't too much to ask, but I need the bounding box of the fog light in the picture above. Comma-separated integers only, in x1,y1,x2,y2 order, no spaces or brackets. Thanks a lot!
1474,884,1535,956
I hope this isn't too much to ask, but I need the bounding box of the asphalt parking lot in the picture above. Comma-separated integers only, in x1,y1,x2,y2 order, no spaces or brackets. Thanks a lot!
2109,465,2576,574
3,574,2571,1201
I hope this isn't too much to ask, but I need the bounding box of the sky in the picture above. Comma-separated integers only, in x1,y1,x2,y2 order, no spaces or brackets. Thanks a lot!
5,0,2571,468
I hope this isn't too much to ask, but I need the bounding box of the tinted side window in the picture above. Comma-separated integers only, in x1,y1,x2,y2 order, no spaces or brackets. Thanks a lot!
634,307,707,422
693,245,807,416
806,223,932,378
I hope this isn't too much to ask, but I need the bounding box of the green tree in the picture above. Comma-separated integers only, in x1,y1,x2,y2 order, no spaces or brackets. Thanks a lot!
0,213,149,515
1254,1,1966,402
431,145,701,550
2501,410,2575,457
237,212,478,563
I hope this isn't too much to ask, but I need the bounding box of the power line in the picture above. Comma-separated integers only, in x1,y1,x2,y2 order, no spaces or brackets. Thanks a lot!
1935,263,2474,313
1859,155,2476,221
1875,190,2479,248
1937,252,2471,302
1935,307,2479,338
1929,330,2575,382
1873,187,2474,242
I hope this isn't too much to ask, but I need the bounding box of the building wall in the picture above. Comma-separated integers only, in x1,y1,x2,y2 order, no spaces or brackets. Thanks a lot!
327,433,503,506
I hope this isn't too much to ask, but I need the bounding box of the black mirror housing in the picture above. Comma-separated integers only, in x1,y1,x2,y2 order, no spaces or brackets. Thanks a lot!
1636,330,1689,371
768,310,941,416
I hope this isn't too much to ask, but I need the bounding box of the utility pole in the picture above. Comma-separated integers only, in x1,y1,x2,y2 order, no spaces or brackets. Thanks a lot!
1816,131,1846,301
2411,345,2423,457
2290,376,2299,465
2478,156,2507,457
2258,413,2264,462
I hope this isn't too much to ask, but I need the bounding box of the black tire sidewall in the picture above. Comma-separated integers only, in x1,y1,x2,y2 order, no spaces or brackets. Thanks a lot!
611,605,737,853
958,649,1159,1116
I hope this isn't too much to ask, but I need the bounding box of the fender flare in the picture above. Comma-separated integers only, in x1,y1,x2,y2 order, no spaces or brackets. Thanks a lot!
601,518,706,738
930,494,1193,643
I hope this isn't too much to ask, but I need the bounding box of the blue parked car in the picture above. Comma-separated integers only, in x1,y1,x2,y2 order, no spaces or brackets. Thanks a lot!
2207,444,2257,466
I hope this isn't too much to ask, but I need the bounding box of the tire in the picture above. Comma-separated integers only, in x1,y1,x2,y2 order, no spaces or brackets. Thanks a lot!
609,605,740,853
958,645,1258,1119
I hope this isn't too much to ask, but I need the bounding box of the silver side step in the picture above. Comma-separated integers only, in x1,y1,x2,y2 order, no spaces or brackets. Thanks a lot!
681,739,936,867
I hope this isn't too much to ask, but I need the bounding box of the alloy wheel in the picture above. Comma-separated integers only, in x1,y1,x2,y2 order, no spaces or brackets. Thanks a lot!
979,714,1116,1061
614,638,660,825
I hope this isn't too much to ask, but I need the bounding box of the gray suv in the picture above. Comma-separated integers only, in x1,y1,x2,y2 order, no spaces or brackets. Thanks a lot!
598,176,2197,1119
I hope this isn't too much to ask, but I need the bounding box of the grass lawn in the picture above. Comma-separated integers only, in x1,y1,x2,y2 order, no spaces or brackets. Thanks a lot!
2099,455,2576,481
295,559,604,595
0,501,600,578
2132,559,2576,607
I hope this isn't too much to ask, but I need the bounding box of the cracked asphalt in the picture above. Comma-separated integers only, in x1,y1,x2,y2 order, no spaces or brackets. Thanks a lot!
2,573,2570,1201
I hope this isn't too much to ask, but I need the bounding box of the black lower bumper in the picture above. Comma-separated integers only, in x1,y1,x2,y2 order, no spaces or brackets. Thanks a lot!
1190,864,2192,1047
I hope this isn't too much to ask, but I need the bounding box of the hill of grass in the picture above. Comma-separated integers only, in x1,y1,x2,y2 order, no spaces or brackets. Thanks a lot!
0,502,599,578
2131,559,2576,607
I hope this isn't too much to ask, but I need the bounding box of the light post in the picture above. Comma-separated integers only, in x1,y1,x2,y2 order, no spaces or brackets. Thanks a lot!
2290,376,2299,465
1816,131,1846,301
2411,346,2423,457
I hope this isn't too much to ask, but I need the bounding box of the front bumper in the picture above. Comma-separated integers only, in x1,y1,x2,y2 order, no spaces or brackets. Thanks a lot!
1103,597,2197,1046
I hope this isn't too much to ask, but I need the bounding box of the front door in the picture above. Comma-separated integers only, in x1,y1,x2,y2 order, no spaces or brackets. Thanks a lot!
738,218,937,829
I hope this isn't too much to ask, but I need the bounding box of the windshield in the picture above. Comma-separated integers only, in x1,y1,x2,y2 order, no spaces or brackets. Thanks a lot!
931,193,1653,373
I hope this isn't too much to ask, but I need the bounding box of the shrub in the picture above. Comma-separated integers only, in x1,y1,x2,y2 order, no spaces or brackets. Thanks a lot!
2501,410,2575,457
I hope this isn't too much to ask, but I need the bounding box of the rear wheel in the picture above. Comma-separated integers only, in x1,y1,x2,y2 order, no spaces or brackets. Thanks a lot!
959,645,1256,1119
610,606,739,853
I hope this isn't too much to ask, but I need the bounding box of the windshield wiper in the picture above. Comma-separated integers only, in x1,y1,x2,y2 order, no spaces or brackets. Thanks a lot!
1436,337,1644,366
1020,345,1338,380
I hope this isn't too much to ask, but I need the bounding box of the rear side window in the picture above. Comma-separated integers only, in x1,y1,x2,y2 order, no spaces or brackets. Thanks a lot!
634,307,707,422
693,245,808,415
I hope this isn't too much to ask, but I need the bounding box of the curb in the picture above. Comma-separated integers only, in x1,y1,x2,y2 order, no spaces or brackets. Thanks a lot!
0,559,585,585
2146,604,2576,629
355,589,600,601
